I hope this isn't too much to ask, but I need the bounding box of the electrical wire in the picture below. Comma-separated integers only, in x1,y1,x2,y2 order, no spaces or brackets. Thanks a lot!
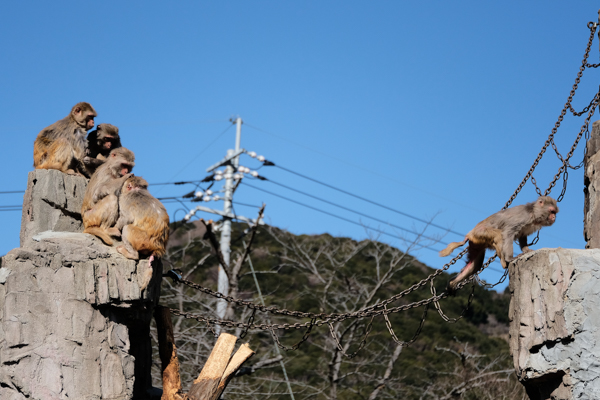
273,164,465,237
241,181,445,249
262,176,452,245
154,122,234,194
244,122,486,214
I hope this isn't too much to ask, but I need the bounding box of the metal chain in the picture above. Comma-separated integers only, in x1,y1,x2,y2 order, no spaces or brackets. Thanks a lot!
504,21,598,209
165,247,467,323
384,303,429,346
268,318,317,351
530,175,543,196
430,280,475,323
168,288,449,331
328,317,374,359
545,88,600,199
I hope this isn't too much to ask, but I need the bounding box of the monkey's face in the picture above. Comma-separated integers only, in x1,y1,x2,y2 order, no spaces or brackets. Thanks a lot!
85,113,96,130
546,207,558,225
119,163,132,176
102,136,116,150
535,197,559,227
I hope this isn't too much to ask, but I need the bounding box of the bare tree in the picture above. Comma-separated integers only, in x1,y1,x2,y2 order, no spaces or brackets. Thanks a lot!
153,221,521,400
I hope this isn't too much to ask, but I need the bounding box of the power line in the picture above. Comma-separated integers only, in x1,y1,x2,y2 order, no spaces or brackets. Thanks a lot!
241,181,445,250
154,122,234,195
272,164,465,237
0,190,25,194
262,176,452,245
244,122,486,214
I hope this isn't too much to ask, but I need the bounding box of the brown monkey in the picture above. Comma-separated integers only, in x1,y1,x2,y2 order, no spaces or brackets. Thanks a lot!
114,176,170,260
440,196,558,292
84,123,122,175
34,102,97,177
81,147,135,245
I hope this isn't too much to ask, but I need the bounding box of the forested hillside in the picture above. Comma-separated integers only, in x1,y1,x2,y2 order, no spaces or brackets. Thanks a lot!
155,221,525,399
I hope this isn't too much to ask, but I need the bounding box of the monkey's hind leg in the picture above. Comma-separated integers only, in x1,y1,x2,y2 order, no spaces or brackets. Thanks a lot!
84,227,114,246
35,138,72,173
83,195,120,246
117,225,141,260
447,246,486,293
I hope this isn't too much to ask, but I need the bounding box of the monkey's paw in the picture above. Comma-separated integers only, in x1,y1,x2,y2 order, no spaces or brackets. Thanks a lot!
116,246,138,260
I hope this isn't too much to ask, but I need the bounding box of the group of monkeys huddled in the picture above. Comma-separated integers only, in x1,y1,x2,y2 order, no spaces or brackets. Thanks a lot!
33,102,169,260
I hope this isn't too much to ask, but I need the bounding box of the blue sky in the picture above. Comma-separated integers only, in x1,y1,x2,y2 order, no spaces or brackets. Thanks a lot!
1,2,600,292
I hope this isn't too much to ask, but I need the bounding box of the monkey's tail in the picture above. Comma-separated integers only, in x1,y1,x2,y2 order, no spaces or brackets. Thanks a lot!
84,227,114,246
439,238,468,257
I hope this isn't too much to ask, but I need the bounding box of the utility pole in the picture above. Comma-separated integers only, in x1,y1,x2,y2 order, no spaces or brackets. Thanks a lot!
216,117,242,320
184,117,265,323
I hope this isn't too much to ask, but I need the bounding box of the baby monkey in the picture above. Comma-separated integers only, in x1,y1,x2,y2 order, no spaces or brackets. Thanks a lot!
115,176,170,260
440,196,558,292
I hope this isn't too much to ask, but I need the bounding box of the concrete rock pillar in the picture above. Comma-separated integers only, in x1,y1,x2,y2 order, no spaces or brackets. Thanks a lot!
509,248,600,400
0,170,162,399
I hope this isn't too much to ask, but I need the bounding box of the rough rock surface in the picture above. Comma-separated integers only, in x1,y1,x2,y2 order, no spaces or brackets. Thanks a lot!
509,248,600,400
584,120,600,248
20,169,88,249
0,170,162,399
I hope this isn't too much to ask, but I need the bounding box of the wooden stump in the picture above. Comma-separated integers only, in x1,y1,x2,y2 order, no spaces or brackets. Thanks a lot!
154,306,255,400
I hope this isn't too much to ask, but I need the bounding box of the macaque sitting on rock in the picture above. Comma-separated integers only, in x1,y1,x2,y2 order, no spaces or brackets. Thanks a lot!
440,196,559,292
84,123,122,175
33,102,97,177
114,176,170,260
81,147,135,245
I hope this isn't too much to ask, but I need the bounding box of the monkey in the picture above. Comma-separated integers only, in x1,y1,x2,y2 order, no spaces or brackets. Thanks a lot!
114,176,170,260
81,147,135,245
33,102,97,177
440,196,559,292
84,123,122,175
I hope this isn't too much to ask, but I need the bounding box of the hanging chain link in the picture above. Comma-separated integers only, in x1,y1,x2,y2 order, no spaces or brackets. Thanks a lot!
504,21,598,209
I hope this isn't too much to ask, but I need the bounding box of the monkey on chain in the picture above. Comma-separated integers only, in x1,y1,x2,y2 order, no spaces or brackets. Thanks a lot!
33,102,97,177
81,147,135,245
440,196,559,292
84,123,122,176
114,175,170,260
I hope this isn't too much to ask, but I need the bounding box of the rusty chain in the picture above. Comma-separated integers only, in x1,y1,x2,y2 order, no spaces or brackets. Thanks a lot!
504,21,598,209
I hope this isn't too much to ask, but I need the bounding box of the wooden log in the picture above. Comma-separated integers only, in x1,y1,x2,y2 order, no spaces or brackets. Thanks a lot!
213,343,256,399
187,333,255,400
154,305,185,400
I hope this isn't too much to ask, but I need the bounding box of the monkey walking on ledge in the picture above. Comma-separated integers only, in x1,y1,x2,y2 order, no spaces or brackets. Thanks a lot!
440,196,559,292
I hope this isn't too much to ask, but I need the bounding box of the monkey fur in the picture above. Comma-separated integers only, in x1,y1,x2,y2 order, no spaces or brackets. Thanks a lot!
33,102,97,177
81,147,135,245
440,196,559,292
114,175,170,260
84,123,122,176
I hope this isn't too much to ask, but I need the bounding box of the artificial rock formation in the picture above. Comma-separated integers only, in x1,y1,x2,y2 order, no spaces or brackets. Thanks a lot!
509,248,600,400
0,170,162,399
584,120,600,249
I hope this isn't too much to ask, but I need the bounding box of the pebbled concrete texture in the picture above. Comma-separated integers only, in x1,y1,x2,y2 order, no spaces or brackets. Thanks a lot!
509,248,600,400
0,170,162,400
